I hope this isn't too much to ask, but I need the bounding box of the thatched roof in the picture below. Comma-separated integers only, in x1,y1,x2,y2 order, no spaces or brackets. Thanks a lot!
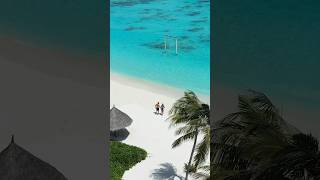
0,136,68,180
110,128,130,141
110,106,133,131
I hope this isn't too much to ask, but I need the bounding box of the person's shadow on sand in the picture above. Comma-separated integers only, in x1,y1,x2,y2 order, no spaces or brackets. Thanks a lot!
154,112,163,115
150,163,184,180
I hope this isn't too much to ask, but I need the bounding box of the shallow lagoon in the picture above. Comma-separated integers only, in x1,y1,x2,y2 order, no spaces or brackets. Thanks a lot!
110,0,210,95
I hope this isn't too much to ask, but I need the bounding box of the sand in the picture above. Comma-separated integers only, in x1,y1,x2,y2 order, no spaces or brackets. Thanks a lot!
0,37,108,180
110,72,209,180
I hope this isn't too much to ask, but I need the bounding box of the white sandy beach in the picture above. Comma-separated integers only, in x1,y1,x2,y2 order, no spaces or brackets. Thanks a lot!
110,73,209,180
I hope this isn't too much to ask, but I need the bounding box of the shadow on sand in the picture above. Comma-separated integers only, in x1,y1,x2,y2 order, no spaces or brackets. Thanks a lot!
110,128,130,141
150,163,184,180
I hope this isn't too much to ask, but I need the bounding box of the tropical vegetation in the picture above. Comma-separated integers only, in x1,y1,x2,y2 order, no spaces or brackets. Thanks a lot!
169,91,210,180
110,141,147,180
211,90,320,180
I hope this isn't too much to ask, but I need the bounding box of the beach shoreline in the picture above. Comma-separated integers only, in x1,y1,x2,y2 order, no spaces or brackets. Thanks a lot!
111,71,210,105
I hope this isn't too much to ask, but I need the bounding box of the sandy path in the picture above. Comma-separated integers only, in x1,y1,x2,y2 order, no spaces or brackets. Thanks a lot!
111,73,209,180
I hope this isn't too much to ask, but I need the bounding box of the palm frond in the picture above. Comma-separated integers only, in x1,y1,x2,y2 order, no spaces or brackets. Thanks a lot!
172,130,198,148
212,90,320,180
194,127,210,166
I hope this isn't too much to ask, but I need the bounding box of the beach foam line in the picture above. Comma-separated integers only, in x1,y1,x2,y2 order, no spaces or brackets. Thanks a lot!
110,71,210,104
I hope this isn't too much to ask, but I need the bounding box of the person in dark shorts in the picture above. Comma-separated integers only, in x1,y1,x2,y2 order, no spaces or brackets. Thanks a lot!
155,102,160,114
160,103,165,115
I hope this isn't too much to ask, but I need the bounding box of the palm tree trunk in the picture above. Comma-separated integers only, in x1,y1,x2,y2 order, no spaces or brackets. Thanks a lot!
185,131,198,180
304,168,308,180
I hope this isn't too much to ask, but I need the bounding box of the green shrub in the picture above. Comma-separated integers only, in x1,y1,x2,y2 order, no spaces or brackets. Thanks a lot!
110,141,147,180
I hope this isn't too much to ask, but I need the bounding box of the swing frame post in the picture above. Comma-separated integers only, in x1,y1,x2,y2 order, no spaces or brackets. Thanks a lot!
163,35,179,55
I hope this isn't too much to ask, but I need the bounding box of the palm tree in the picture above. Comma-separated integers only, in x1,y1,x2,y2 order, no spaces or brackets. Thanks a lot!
169,91,210,180
253,133,320,180
190,164,210,180
211,90,320,180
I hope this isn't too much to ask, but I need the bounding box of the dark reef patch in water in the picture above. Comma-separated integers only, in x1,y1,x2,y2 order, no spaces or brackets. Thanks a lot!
199,35,210,43
186,11,201,16
178,35,189,40
177,42,196,52
111,1,134,6
176,8,184,12
124,26,147,31
181,5,191,9
187,27,204,32
154,12,164,16
111,0,161,7
141,42,164,50
137,12,173,22
191,18,208,23
134,20,142,23
139,10,151,15
167,18,177,21
180,45,196,52
198,0,209,3
138,16,153,21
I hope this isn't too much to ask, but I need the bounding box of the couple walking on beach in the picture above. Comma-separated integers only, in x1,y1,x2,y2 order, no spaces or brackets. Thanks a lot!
155,102,165,115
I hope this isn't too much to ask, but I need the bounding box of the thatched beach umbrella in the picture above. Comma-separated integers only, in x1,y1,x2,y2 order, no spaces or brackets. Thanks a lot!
0,136,68,180
110,106,133,131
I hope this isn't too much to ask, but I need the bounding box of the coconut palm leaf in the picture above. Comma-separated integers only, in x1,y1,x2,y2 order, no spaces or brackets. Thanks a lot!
190,164,210,180
212,90,320,180
253,133,320,180
194,126,210,166
172,130,198,148
169,91,210,180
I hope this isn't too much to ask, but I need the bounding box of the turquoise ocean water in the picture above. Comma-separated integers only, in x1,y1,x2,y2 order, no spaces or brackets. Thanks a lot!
0,0,209,95
110,0,210,95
